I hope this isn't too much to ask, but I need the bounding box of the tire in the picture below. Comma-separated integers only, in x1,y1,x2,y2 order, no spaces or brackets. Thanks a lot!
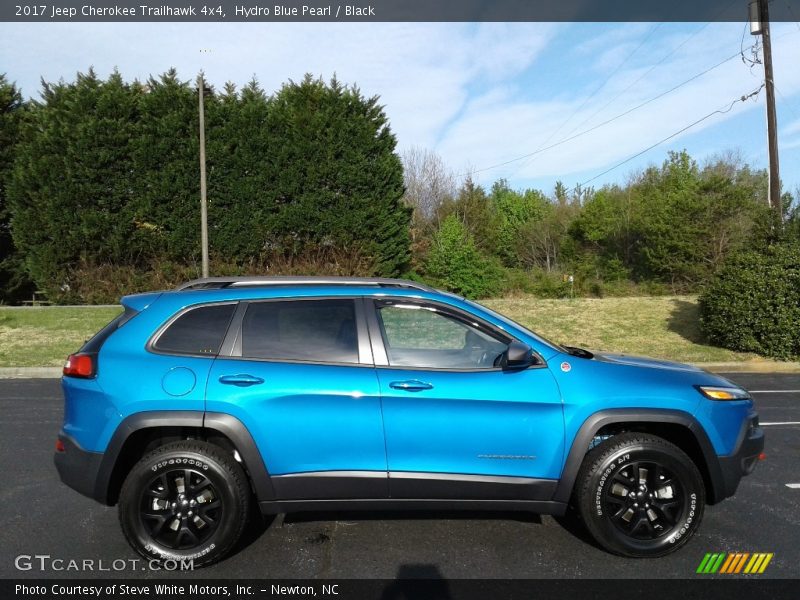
118,440,250,567
574,432,705,557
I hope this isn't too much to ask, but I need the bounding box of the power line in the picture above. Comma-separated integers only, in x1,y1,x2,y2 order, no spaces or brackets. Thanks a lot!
507,23,662,177
509,1,740,179
463,48,748,178
561,22,711,142
564,85,765,194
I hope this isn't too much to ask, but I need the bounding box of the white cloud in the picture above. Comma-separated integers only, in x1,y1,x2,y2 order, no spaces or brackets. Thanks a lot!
1,20,798,191
0,21,557,151
435,23,800,185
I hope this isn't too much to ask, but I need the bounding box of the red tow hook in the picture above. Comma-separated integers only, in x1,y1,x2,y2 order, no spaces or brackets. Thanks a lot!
758,452,767,461
55,439,65,453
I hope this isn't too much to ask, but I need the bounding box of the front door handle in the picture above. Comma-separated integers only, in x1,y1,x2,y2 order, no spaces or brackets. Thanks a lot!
389,380,433,392
218,374,265,386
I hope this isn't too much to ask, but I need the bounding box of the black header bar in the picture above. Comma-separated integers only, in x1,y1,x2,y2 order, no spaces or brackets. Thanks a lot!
4,0,800,23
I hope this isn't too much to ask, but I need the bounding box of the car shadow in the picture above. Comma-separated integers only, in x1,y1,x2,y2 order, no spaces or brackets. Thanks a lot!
553,510,605,552
229,506,608,564
231,503,276,554
282,509,543,525
381,564,453,599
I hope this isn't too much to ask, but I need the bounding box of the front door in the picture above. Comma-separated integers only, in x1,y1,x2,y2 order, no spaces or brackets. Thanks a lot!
205,297,387,500
367,299,565,500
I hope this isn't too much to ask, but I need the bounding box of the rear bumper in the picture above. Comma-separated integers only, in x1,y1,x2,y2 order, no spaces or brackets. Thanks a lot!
714,414,764,502
54,431,104,502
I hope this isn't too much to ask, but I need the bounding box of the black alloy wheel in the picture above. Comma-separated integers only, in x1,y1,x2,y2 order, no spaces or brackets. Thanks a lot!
575,432,705,557
139,468,222,549
602,460,683,540
119,440,250,566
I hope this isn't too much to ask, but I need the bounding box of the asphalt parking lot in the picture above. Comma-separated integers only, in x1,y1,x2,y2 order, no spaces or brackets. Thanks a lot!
1,374,797,580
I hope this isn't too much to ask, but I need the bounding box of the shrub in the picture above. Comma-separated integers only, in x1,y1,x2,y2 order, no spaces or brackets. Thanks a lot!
424,215,503,298
699,242,800,360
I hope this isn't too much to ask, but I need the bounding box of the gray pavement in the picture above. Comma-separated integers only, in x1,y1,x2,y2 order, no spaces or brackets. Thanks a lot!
1,375,797,579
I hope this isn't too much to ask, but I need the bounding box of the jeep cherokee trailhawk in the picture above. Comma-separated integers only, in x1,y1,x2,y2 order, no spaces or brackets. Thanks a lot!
55,277,764,565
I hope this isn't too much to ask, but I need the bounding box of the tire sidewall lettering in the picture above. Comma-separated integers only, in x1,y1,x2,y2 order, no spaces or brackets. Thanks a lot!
667,492,697,544
594,453,629,516
151,457,210,472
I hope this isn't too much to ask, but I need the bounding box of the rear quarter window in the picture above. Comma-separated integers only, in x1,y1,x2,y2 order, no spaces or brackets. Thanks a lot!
152,303,236,356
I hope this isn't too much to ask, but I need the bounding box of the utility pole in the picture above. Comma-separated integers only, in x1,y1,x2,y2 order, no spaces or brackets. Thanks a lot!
750,0,782,221
197,73,209,277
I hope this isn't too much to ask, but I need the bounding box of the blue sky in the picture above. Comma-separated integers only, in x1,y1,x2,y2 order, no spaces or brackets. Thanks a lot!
2,21,799,196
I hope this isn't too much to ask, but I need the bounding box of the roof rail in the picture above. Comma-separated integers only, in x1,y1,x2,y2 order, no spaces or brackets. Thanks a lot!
175,276,434,293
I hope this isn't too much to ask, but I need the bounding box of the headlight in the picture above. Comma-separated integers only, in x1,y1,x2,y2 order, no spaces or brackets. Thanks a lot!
696,386,751,401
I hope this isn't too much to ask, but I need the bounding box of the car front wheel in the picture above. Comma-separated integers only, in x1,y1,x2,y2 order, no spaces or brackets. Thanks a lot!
575,432,705,557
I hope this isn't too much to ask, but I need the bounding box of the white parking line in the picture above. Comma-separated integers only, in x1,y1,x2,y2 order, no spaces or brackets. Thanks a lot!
760,422,800,426
749,390,800,393
786,484,800,489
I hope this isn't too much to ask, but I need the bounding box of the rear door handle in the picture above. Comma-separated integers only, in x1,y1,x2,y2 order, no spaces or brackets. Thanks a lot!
389,380,433,392
218,374,265,386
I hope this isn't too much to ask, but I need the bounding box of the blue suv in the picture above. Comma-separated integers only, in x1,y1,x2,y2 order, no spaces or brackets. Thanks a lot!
55,277,764,565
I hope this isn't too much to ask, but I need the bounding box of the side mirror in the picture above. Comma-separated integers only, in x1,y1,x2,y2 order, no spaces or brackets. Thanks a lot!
503,341,534,369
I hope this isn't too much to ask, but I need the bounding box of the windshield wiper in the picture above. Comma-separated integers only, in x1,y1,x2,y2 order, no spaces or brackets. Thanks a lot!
564,346,594,359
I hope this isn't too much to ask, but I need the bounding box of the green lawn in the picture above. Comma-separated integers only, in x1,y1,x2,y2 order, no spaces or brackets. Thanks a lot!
0,296,765,367
482,295,759,364
0,306,122,367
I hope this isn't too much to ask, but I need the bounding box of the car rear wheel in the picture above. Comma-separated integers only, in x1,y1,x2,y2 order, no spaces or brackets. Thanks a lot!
575,432,705,557
118,440,250,567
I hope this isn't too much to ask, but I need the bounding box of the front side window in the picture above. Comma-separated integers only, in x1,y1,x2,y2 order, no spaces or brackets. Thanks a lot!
153,303,236,355
240,299,359,364
376,303,508,369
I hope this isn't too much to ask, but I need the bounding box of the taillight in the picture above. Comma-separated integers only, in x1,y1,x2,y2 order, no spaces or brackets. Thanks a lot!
63,353,96,378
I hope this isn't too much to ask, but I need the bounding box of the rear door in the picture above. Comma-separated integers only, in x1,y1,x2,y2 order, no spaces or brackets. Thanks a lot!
205,297,388,500
367,298,565,500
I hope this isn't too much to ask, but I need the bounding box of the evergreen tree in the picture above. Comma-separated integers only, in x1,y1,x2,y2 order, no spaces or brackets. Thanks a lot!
206,77,272,259
9,69,140,292
130,69,202,262
260,75,410,275
0,74,33,301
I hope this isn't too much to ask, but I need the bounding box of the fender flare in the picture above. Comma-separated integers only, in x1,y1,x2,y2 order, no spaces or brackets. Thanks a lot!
552,409,725,504
95,411,275,504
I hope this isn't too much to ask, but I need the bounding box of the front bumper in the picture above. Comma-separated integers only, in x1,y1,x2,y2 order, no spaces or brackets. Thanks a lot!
714,413,764,502
54,431,104,502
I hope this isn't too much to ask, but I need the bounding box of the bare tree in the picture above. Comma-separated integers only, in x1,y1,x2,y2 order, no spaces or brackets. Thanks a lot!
401,147,458,222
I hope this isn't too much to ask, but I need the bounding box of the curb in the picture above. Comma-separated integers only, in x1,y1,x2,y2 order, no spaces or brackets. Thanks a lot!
0,367,63,379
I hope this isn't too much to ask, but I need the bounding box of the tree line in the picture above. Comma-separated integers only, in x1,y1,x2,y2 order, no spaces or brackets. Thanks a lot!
405,147,797,298
0,69,409,302
0,69,797,305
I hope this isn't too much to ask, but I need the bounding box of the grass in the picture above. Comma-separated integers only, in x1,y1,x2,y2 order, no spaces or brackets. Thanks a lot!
481,295,761,364
0,306,122,367
0,296,767,367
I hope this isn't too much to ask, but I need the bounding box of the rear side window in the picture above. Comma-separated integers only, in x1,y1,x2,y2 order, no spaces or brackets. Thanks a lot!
240,299,359,364
153,303,236,356
80,306,139,353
